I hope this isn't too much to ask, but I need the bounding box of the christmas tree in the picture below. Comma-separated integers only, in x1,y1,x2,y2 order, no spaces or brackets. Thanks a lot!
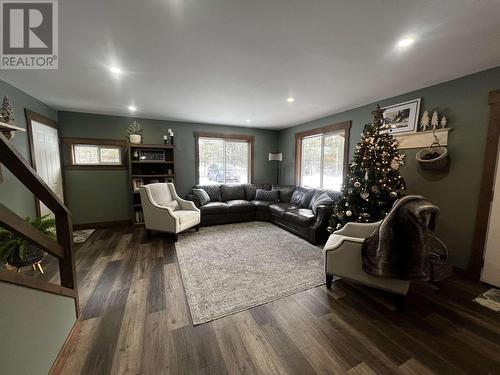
328,105,406,231
0,96,15,124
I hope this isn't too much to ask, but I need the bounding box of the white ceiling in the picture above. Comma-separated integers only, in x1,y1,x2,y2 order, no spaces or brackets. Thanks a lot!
1,0,500,129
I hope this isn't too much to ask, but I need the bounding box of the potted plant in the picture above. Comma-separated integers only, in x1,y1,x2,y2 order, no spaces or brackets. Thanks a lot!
0,215,56,273
126,121,143,144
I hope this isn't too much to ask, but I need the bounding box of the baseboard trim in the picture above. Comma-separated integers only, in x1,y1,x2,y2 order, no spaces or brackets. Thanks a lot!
73,219,131,230
48,318,80,375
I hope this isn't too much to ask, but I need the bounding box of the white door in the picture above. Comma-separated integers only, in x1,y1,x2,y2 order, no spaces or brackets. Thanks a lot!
482,136,500,287
30,120,64,217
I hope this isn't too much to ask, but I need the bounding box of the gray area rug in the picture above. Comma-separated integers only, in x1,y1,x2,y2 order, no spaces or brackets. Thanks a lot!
73,229,95,243
473,288,500,313
176,221,326,325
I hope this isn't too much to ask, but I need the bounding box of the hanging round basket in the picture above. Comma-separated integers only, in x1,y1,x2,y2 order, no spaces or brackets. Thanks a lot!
416,143,449,171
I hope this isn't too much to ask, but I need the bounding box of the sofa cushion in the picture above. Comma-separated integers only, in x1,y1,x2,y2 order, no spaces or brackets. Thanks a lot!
200,202,229,214
311,192,334,214
226,200,255,213
255,189,278,202
252,200,274,209
194,184,222,202
272,184,296,203
269,203,296,217
193,188,210,206
221,184,246,201
284,208,315,225
173,210,199,225
290,187,315,208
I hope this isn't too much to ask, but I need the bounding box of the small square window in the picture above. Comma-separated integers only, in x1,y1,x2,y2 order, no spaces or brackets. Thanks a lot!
72,144,122,166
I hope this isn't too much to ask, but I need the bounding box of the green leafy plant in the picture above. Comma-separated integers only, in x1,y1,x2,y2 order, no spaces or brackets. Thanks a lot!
0,215,56,265
126,121,143,136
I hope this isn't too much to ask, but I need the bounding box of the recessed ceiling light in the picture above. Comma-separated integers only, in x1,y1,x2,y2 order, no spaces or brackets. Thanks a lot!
287,97,295,103
245,119,251,123
109,66,122,74
397,37,415,48
128,105,137,112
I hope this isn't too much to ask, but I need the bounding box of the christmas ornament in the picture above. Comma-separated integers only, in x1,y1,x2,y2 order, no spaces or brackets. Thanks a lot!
354,181,361,188
390,191,398,198
390,159,400,170
360,191,369,200
346,210,352,217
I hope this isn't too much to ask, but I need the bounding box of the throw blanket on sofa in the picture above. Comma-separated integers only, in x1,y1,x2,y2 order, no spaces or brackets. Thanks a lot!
362,195,439,280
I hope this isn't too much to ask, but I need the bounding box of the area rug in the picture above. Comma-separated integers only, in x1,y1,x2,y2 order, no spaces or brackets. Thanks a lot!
73,229,95,243
473,288,500,313
175,221,327,325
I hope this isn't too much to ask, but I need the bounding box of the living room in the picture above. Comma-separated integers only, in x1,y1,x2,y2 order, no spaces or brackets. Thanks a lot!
0,1,500,374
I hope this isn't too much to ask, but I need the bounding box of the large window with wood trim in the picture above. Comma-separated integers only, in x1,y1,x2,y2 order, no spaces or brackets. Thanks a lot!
295,121,350,190
195,132,254,185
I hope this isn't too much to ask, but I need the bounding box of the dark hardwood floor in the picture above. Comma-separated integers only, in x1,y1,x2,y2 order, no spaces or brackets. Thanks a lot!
37,226,500,375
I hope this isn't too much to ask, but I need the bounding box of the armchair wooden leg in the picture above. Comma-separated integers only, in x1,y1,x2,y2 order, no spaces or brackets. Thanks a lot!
396,295,407,312
172,233,178,243
326,274,334,289
146,230,152,238
195,225,199,232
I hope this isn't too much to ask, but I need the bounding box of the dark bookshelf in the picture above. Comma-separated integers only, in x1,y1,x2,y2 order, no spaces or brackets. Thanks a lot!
128,144,175,225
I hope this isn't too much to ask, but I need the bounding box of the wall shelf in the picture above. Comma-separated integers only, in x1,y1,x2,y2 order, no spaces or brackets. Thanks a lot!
395,128,452,149
0,121,25,132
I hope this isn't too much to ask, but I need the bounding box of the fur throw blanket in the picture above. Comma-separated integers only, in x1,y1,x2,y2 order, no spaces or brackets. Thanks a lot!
362,195,439,280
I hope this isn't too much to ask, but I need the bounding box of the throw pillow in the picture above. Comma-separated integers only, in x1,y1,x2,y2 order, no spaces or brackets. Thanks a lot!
290,187,315,208
312,192,334,214
193,188,210,206
164,200,181,211
194,185,221,202
255,188,278,202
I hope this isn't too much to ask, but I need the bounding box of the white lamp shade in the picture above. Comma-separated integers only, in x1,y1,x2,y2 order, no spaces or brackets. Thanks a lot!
269,152,282,161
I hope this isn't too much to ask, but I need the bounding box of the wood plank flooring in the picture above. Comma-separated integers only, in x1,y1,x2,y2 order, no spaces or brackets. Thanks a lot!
41,226,500,375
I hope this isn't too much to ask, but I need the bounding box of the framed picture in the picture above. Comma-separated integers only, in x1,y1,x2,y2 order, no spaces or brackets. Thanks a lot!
133,178,143,191
382,98,421,134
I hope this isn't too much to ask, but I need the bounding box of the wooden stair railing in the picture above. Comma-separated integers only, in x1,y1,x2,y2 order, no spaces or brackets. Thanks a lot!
0,132,78,314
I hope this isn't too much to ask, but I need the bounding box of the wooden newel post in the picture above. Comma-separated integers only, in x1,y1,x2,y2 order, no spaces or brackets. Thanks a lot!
56,211,79,314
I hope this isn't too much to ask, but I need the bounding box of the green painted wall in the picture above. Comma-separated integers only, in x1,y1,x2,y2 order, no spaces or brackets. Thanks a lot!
279,66,500,269
58,111,280,225
0,79,58,218
0,282,77,375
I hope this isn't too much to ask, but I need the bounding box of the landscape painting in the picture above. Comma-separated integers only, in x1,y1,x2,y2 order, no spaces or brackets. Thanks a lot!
382,98,421,134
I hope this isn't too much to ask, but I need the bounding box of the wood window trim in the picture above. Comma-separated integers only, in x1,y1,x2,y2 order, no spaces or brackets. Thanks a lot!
294,121,351,186
62,137,128,170
194,131,255,184
468,89,500,281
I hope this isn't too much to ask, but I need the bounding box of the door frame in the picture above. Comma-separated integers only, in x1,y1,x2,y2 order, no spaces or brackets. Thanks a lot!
25,109,66,217
468,89,500,281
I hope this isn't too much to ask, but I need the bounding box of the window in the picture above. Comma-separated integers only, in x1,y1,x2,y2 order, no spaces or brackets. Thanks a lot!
295,122,350,190
63,138,127,169
195,132,254,185
73,144,122,165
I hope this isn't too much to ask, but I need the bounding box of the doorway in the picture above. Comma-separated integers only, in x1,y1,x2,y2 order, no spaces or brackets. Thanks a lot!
26,110,64,217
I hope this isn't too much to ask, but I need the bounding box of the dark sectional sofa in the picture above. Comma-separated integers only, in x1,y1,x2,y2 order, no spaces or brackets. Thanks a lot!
186,183,340,245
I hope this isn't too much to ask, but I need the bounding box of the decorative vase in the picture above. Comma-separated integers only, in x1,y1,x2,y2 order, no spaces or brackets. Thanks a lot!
129,134,142,144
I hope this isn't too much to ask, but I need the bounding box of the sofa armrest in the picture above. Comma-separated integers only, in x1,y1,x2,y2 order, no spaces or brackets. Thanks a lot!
311,205,333,230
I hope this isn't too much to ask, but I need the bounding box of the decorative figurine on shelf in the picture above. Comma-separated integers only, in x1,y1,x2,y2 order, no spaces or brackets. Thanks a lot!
440,116,448,128
431,110,439,130
126,121,143,144
0,96,15,125
163,135,168,145
168,128,174,146
419,110,430,131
